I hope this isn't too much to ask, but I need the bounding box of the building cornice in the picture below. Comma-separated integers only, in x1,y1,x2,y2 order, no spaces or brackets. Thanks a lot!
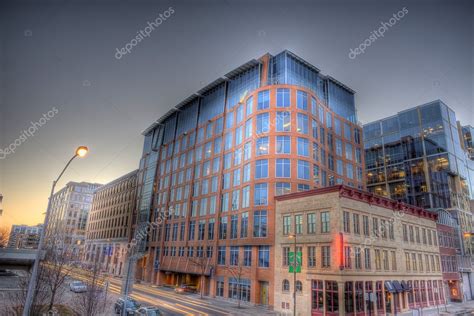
275,185,437,221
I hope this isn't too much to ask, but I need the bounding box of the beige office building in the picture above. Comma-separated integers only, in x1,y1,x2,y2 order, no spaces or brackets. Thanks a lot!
274,185,444,316
84,170,137,276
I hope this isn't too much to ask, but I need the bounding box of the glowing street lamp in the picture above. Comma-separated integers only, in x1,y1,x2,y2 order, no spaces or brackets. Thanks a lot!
23,146,89,316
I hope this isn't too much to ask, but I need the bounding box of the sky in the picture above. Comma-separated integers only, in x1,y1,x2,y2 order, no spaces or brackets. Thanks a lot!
0,0,473,229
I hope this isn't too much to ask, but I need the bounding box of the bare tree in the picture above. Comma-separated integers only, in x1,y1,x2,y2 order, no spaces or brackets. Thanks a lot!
72,253,111,316
222,260,248,309
188,256,210,300
0,226,9,248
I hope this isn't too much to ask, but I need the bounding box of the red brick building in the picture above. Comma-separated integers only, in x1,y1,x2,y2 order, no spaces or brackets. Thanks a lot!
133,51,365,307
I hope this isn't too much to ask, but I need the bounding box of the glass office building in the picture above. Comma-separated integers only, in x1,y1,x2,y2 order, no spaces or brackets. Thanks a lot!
133,51,364,307
363,100,474,300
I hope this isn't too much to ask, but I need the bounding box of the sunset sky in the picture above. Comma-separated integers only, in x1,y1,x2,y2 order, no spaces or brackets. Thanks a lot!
0,0,472,229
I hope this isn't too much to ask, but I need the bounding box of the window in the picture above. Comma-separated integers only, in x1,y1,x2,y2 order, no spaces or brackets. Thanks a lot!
277,88,290,107
343,211,350,233
275,182,291,196
297,160,310,180
243,163,251,182
283,216,291,235
354,247,361,269
297,90,307,110
255,159,268,178
218,246,226,265
307,213,316,234
322,246,331,267
188,221,195,240
240,212,248,238
383,250,389,270
312,119,318,139
246,96,253,116
297,137,309,156
276,158,290,177
244,142,251,161
219,217,227,239
257,90,269,110
256,113,269,134
276,112,291,132
253,210,267,237
321,212,330,233
243,245,251,266
295,214,303,234
363,215,369,236
216,280,224,297
375,249,381,270
245,119,252,139
364,248,371,269
344,247,351,268
236,105,244,124
297,113,308,134
335,139,343,156
276,136,291,154
256,137,269,155
282,279,290,292
258,246,270,267
353,214,360,234
254,183,268,205
282,247,290,266
230,215,238,239
242,186,250,208
208,219,215,240
308,246,316,267
230,246,239,265
296,281,303,293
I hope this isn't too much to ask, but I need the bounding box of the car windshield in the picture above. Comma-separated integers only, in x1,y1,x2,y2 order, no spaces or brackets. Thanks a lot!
146,310,160,316
125,300,139,308
72,281,83,286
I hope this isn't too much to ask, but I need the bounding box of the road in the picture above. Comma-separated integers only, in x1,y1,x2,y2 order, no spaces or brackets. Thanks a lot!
69,269,230,316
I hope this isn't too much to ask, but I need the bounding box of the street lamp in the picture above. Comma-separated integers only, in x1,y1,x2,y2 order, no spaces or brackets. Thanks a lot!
23,146,89,316
289,234,297,316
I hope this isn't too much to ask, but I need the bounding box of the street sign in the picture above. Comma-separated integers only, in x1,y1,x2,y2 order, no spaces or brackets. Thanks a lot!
289,252,302,273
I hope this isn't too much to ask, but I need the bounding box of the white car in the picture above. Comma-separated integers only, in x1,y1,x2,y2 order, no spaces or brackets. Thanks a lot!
69,280,87,293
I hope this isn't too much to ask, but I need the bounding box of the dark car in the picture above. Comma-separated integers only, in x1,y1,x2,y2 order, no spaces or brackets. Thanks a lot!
174,284,197,294
114,297,141,315
134,307,163,315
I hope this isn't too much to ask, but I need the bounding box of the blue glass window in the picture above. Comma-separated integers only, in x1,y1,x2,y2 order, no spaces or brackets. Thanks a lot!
257,90,270,110
276,112,291,132
276,136,291,154
254,183,268,206
255,159,268,178
297,160,310,180
277,88,290,107
297,91,308,110
297,113,308,134
258,245,270,267
256,113,270,134
253,211,267,237
246,96,253,116
256,137,269,156
297,137,309,156
276,158,290,178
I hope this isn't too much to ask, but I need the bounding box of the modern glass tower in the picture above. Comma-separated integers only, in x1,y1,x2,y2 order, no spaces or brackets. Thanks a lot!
363,100,474,300
134,50,365,307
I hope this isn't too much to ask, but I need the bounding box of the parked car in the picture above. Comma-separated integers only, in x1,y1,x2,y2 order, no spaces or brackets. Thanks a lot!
69,280,87,293
174,284,197,294
134,307,162,315
114,297,140,315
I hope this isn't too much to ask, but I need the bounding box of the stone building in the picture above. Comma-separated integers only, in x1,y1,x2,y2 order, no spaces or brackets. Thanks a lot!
274,185,444,316
84,170,137,276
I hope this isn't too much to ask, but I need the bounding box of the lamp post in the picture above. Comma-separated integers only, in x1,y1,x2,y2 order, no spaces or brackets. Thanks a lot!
289,234,297,316
23,146,89,316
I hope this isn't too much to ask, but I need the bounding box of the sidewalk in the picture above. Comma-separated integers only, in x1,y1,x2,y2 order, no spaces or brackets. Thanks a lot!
399,301,474,315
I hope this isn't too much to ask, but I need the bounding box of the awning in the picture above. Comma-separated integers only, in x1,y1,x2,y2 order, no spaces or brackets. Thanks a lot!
384,281,396,293
392,280,404,293
401,281,412,291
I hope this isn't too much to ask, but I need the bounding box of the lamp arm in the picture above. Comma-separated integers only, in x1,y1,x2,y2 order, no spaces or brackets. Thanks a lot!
55,154,78,184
